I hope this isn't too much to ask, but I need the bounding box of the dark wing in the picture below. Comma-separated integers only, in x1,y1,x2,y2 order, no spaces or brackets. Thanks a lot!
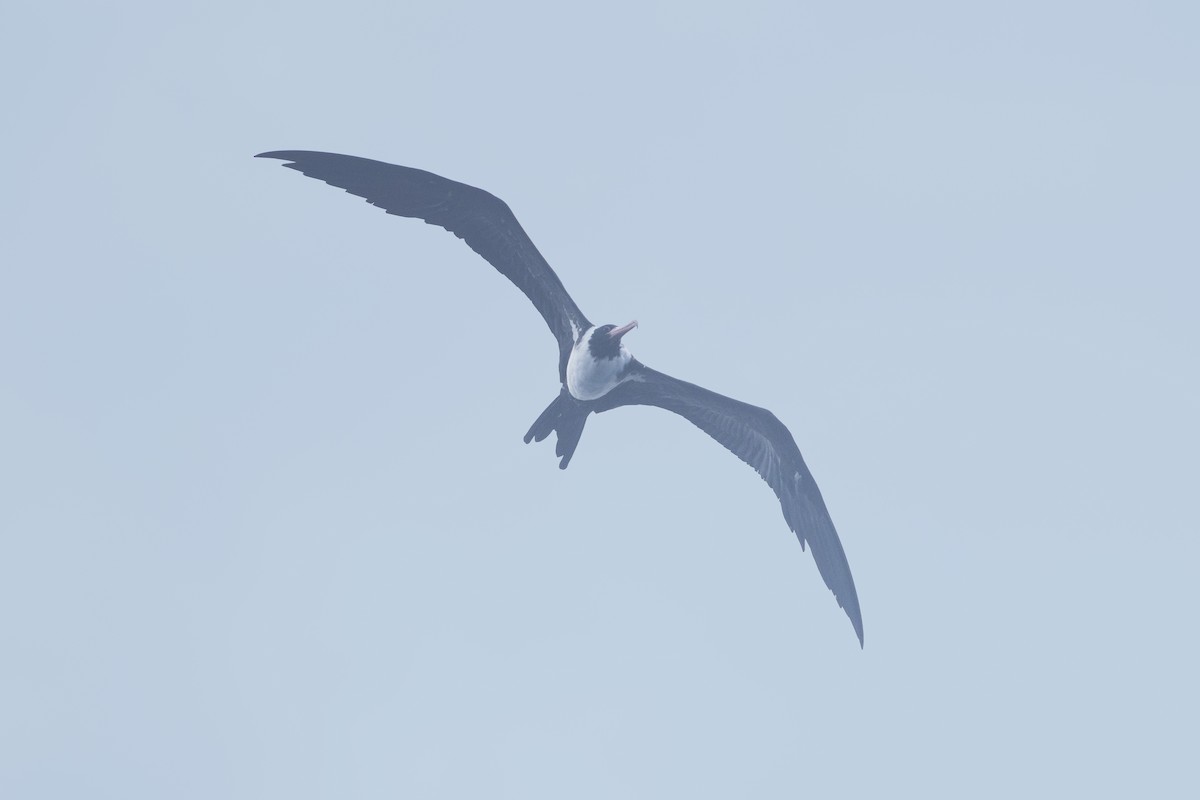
594,362,864,645
257,151,591,373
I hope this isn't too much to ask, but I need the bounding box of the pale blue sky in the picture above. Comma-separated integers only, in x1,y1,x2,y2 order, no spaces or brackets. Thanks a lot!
2,1,1198,797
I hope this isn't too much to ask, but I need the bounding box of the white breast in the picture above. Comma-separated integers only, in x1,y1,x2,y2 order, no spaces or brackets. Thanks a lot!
566,327,633,400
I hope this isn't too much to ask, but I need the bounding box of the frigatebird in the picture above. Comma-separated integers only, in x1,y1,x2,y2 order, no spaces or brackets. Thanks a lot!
257,151,864,645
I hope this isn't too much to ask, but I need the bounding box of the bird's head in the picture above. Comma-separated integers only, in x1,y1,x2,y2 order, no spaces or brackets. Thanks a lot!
587,320,638,359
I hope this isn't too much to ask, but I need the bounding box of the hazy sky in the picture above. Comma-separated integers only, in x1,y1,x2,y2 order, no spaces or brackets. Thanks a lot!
2,1,1198,797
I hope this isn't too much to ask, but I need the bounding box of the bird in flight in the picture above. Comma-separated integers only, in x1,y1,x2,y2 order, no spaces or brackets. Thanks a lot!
257,151,864,645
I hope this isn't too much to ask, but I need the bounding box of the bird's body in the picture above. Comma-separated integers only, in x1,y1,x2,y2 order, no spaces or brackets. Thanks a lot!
257,150,865,645
567,323,637,401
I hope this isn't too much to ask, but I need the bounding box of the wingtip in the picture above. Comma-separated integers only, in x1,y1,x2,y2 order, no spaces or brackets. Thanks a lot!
255,150,307,161
848,609,864,648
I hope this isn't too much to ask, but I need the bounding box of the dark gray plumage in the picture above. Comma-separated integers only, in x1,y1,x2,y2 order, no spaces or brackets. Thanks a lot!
257,150,864,646
257,150,591,381
593,366,863,645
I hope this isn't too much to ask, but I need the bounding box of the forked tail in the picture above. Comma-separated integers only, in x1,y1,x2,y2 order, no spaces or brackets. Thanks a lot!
524,388,590,469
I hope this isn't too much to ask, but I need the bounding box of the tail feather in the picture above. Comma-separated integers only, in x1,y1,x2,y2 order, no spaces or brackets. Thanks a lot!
524,388,590,469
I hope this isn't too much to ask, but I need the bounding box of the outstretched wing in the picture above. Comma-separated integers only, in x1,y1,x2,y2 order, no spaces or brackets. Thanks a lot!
257,151,592,372
594,362,864,645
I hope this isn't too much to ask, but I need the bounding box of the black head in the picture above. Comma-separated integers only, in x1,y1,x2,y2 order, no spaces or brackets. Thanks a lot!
587,320,638,359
